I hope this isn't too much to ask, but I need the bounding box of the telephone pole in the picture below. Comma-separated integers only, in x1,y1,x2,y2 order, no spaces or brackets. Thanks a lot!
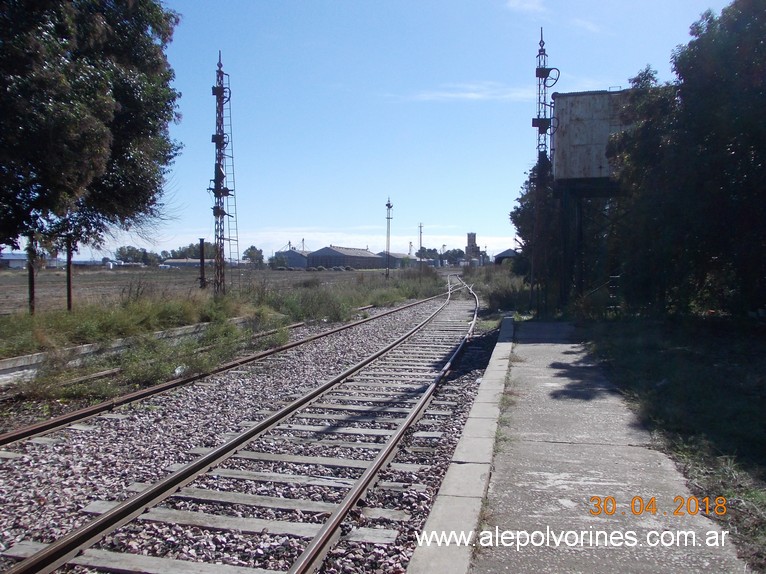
385,198,393,279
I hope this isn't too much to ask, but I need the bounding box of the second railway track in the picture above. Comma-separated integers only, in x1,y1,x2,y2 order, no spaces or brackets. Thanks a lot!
1,278,484,573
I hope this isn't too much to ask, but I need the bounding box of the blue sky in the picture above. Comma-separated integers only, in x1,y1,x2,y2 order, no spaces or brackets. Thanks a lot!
93,0,732,260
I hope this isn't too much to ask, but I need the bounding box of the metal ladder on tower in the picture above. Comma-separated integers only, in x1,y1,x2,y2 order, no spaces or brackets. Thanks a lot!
221,68,240,291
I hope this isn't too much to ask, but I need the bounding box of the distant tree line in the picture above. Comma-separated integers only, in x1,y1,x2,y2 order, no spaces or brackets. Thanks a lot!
512,0,766,315
113,243,265,268
415,247,466,264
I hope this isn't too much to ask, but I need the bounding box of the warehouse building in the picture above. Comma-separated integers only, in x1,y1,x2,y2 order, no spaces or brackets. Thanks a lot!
307,246,383,270
274,248,310,269
377,252,413,269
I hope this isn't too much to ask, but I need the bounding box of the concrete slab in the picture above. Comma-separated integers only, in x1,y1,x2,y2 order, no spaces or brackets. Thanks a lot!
407,495,484,574
452,437,495,464
438,462,492,499
460,417,498,439
474,388,503,404
464,403,500,418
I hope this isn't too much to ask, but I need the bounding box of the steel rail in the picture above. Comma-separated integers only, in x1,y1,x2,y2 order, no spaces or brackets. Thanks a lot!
289,275,479,573
0,293,448,447
4,290,457,574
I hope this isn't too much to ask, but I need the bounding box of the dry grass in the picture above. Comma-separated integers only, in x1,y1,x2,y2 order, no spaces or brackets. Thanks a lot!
581,318,766,572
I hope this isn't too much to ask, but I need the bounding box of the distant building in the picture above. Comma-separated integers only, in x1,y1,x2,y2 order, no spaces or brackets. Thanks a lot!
376,252,412,269
307,246,383,270
163,258,215,268
0,253,27,269
466,232,481,260
494,248,519,265
274,248,310,269
0,253,66,269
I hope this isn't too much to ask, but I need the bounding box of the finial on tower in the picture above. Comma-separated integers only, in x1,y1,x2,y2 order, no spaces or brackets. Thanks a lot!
217,50,222,70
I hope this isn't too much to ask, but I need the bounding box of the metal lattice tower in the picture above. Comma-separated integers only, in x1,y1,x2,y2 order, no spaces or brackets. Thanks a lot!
208,53,239,296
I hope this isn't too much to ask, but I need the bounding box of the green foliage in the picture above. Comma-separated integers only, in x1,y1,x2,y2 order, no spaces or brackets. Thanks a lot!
443,248,465,265
604,2,766,315
511,2,766,316
114,245,162,265
416,246,439,260
242,245,264,267
510,154,562,299
119,336,176,385
0,0,181,251
167,241,216,260
0,269,448,359
463,266,528,312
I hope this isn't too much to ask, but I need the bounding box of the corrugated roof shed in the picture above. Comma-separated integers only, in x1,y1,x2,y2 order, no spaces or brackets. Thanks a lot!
308,246,383,269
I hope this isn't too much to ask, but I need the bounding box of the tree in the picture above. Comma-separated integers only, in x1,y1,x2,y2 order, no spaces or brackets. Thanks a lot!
606,67,686,309
114,245,159,265
242,245,264,268
169,242,216,260
0,1,113,247
416,247,439,260
0,0,180,310
606,1,766,313
269,254,287,269
443,248,465,265
510,155,561,300
670,2,766,310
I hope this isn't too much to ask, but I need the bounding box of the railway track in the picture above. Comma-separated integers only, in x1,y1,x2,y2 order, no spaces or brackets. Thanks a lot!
1,277,481,573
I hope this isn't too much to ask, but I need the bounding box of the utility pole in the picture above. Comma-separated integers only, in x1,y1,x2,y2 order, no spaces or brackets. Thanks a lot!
198,238,206,289
385,198,393,279
418,223,423,274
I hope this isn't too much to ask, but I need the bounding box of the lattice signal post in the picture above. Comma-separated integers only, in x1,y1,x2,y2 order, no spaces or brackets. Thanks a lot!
208,53,239,296
532,29,559,159
529,29,559,313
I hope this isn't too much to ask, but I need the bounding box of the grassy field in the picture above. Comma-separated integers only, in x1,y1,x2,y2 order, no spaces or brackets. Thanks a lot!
0,265,406,315
0,266,447,359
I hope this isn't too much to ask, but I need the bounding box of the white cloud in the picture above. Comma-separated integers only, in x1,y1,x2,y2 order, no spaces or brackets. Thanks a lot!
571,18,601,34
504,0,547,14
410,81,534,102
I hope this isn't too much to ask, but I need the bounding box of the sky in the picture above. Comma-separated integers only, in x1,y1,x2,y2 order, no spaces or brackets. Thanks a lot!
88,0,733,261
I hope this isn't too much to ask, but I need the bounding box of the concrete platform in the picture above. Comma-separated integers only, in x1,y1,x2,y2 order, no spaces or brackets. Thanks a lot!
408,320,745,574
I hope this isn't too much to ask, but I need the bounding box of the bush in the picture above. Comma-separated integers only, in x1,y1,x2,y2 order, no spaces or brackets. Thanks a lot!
464,266,528,312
